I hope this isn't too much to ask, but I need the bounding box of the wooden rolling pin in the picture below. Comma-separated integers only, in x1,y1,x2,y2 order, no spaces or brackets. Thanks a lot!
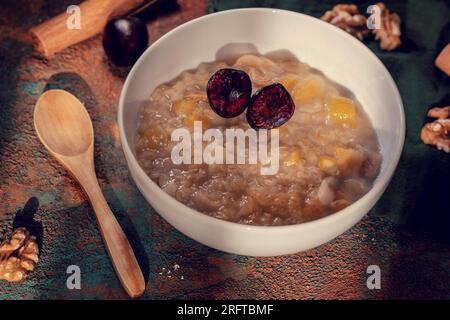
30,0,149,57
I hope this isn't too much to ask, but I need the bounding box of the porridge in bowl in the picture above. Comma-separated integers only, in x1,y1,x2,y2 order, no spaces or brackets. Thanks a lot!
135,54,381,226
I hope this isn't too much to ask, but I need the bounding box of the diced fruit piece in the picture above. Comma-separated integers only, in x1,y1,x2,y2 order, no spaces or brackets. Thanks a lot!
247,83,295,129
206,68,252,118
334,147,364,175
317,177,336,205
184,110,209,129
174,99,195,117
278,73,301,92
335,147,353,163
292,75,326,105
143,125,167,149
327,96,356,125
103,17,149,67
284,149,302,166
318,157,339,175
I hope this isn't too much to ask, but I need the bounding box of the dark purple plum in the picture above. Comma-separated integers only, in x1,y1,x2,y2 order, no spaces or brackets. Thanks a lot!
247,83,295,130
206,68,252,118
103,17,149,67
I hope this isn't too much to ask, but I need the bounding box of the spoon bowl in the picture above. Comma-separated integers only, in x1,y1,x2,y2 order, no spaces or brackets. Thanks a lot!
34,90,93,157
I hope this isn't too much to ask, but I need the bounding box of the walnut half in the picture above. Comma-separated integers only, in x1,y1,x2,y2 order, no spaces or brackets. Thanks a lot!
321,4,370,41
371,2,401,51
0,228,39,282
421,106,450,153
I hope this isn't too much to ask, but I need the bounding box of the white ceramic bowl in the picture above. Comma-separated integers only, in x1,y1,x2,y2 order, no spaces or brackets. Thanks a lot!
118,8,405,256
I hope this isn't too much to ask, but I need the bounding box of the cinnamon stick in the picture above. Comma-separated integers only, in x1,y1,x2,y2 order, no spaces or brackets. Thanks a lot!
30,0,147,57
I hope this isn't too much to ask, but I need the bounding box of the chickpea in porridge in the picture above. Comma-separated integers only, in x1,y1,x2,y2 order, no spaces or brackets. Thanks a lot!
135,54,381,226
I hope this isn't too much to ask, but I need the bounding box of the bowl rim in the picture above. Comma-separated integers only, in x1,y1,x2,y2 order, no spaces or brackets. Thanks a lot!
118,7,405,232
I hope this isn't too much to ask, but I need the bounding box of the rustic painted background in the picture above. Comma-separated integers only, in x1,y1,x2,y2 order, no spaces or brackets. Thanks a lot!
1,0,449,299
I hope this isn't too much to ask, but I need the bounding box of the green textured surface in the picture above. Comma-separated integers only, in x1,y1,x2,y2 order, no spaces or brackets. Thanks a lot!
0,0,449,300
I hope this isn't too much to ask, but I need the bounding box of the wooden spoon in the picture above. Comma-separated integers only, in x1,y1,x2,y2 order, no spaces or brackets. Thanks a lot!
34,89,145,298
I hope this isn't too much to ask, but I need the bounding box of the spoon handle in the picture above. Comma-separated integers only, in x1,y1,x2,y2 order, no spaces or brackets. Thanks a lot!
83,178,145,298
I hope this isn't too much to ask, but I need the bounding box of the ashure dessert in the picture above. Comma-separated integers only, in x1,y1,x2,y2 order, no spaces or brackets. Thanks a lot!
135,54,382,226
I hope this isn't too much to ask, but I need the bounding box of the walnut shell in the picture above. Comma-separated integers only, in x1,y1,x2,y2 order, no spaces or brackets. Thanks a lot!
0,228,39,282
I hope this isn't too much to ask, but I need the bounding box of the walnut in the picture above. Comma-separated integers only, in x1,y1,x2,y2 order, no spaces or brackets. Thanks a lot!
421,106,450,153
321,4,370,41
0,228,39,282
436,44,450,76
428,106,450,119
371,2,401,51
